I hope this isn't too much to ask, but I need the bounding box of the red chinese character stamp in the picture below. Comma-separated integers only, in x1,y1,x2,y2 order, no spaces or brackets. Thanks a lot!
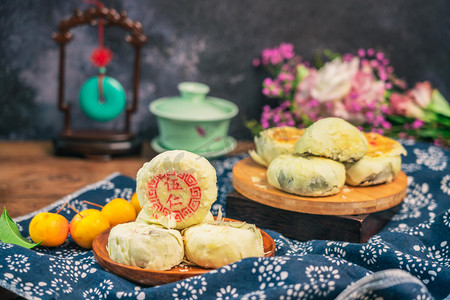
146,171,202,222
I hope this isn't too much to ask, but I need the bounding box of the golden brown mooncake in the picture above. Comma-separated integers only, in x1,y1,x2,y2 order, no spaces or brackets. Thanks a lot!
345,133,407,186
249,126,305,166
293,117,368,163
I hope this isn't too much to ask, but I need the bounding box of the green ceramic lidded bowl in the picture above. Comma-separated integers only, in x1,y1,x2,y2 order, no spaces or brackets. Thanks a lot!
149,82,239,157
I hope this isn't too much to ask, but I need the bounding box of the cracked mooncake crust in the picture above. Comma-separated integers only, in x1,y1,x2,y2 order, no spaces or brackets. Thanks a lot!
267,154,346,196
293,117,368,163
183,221,264,269
249,126,305,166
107,222,184,271
345,133,407,186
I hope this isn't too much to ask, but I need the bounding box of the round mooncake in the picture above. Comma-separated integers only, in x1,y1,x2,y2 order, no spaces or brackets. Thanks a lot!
249,126,305,166
293,117,368,162
183,221,264,268
267,154,346,196
107,222,184,271
345,133,407,186
136,208,215,225
136,150,217,229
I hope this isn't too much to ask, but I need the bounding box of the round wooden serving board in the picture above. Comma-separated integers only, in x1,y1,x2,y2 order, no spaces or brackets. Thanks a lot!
232,157,407,215
92,219,275,286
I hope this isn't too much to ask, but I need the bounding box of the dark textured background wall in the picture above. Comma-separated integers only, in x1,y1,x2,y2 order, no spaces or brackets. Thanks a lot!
1,0,449,141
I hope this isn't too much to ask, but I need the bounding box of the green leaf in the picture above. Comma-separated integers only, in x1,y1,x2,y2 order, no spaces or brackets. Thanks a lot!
428,89,450,118
296,65,309,82
323,49,341,61
0,207,41,249
245,119,263,136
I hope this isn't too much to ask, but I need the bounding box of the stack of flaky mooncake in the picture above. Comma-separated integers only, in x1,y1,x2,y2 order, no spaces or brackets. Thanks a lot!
107,150,264,271
250,117,407,197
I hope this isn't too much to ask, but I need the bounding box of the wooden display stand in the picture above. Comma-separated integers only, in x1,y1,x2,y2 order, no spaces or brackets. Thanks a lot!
226,157,407,242
52,7,147,160
226,191,402,243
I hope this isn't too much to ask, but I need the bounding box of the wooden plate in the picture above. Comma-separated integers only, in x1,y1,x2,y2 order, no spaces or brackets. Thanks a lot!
232,157,407,216
92,219,275,286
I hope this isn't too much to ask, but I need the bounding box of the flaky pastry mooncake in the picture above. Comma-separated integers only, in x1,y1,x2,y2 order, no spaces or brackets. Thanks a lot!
345,132,407,186
136,150,217,229
183,221,264,268
267,154,346,196
107,222,184,271
249,126,305,166
293,117,368,162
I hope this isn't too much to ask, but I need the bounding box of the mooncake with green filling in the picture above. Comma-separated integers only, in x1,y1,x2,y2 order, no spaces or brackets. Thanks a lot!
107,222,184,271
267,154,346,196
183,221,264,268
249,126,305,166
136,150,217,229
293,117,368,162
345,132,407,186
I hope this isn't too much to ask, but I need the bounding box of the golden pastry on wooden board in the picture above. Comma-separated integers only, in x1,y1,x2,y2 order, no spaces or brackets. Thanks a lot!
345,132,407,186
249,126,305,166
293,117,368,162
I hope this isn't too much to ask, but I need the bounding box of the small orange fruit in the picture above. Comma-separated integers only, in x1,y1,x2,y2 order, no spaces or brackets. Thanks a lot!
29,212,69,247
130,192,142,215
69,209,110,249
101,198,136,227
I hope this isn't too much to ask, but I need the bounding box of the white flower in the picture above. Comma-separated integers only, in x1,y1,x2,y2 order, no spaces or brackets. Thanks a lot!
6,254,30,273
311,57,359,102
172,281,198,300
216,285,238,300
441,175,450,195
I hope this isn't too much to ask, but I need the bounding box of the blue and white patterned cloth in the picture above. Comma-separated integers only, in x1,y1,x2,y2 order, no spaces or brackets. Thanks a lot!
0,141,449,300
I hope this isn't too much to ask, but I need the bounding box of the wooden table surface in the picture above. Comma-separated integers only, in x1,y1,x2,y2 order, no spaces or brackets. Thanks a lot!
0,140,253,219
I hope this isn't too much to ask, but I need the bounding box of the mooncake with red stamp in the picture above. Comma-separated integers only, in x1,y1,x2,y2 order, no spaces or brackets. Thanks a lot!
136,150,217,230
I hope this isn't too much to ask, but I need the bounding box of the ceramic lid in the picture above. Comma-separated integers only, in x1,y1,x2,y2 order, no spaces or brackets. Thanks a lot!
149,82,239,121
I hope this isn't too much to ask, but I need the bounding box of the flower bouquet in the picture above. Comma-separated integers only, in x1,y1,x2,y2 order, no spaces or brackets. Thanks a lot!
247,43,450,147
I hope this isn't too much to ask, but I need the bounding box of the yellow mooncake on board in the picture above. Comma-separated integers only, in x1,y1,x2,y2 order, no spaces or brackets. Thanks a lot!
249,126,305,166
136,150,217,229
293,117,368,162
345,133,407,186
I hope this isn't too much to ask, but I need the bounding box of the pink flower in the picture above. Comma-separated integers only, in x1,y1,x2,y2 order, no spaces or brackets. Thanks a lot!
279,43,295,60
294,69,317,103
411,119,425,129
389,93,424,119
339,69,385,124
389,93,410,115
347,71,385,106
311,57,359,103
408,81,432,108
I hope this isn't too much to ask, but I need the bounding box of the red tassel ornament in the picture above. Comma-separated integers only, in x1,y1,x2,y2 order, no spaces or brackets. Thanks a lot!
90,47,113,68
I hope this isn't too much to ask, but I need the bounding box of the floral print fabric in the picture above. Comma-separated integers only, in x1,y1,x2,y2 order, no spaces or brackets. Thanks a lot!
0,141,448,299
